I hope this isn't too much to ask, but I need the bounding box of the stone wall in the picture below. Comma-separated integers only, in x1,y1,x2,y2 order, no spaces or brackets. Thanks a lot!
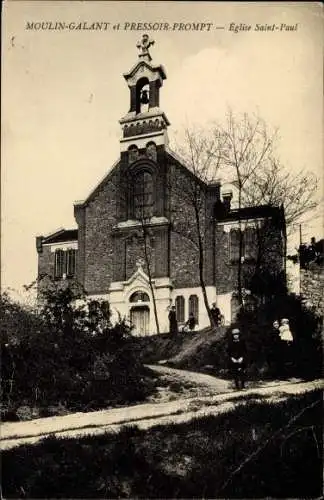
74,147,172,294
215,221,285,294
77,170,119,294
37,246,54,279
36,244,78,293
40,150,285,311
168,162,211,288
300,263,324,317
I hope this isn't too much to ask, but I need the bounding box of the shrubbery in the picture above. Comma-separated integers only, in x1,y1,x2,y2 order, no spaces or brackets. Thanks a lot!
212,292,323,380
1,282,154,421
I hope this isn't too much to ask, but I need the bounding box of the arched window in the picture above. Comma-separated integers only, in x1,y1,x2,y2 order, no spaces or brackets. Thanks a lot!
134,170,154,219
188,295,199,322
128,145,139,164
175,295,185,323
129,291,150,303
136,77,150,114
146,142,157,162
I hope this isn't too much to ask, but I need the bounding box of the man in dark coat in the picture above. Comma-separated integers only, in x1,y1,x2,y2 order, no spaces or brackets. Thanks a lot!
168,306,178,335
228,328,247,389
211,303,222,327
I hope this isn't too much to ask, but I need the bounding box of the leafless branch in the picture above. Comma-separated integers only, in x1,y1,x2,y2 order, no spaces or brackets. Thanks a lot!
217,399,320,496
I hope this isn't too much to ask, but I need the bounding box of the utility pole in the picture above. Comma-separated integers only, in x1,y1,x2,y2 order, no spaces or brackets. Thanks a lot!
299,223,302,295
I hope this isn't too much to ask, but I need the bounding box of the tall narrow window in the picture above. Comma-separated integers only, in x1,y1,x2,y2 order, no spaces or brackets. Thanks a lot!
229,229,242,262
66,249,76,277
146,142,157,162
188,295,199,322
175,295,185,323
244,228,257,260
54,250,65,279
128,145,139,164
134,171,154,220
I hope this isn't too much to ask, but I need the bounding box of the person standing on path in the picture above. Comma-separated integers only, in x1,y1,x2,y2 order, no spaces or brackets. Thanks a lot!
211,303,222,327
168,305,178,335
227,328,247,390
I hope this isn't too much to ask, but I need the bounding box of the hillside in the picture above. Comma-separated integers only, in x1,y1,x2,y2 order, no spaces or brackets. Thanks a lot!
133,327,228,374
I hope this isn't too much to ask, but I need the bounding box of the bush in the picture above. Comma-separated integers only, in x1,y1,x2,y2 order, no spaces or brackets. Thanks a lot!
227,293,323,380
1,284,154,420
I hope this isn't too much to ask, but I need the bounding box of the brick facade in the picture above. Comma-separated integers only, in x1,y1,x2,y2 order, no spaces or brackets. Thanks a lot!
36,151,286,330
75,170,119,294
36,42,287,333
214,220,285,295
37,245,55,280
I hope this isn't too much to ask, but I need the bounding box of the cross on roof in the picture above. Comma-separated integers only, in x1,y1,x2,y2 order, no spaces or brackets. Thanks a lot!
136,34,155,61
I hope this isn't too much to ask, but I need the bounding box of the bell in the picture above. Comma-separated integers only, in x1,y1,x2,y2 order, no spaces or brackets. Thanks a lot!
141,90,149,104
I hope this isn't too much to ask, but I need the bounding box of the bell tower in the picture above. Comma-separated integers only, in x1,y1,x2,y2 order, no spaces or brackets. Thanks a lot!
113,34,171,300
119,34,170,152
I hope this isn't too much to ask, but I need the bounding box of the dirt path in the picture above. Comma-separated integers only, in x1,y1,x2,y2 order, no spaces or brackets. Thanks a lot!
145,364,231,401
145,365,315,401
1,365,322,451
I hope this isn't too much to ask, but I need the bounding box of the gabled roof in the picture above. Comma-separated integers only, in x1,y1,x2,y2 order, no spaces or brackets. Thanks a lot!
42,229,78,244
74,159,120,208
75,147,208,210
124,265,150,288
165,147,210,190
123,60,167,81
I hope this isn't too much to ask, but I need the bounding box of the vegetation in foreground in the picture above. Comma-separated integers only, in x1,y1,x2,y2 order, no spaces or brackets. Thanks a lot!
2,389,322,499
1,282,157,422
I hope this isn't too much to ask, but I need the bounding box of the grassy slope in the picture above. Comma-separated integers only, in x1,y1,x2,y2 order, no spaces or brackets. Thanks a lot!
3,389,322,499
134,326,228,372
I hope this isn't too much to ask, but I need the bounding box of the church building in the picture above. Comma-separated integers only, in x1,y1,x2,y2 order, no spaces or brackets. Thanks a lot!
36,35,286,335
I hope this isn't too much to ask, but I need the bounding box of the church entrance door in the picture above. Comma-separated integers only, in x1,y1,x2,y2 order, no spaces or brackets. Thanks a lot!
130,306,150,336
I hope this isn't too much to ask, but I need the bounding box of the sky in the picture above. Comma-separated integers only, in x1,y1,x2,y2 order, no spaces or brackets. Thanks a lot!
2,1,323,302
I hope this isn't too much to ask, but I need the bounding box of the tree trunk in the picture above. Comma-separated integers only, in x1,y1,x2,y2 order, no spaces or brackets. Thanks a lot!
237,225,244,306
194,205,215,328
237,181,244,306
142,225,160,335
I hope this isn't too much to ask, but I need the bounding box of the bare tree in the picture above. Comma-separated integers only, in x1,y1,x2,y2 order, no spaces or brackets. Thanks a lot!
242,156,318,229
216,110,318,304
215,110,277,304
171,109,318,309
169,126,228,327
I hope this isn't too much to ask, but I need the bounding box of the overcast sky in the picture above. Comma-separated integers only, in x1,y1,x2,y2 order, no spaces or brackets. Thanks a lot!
2,1,323,301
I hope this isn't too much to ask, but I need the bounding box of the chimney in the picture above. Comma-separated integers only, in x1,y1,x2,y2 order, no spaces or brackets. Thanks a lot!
222,190,233,212
208,181,221,201
36,236,44,254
